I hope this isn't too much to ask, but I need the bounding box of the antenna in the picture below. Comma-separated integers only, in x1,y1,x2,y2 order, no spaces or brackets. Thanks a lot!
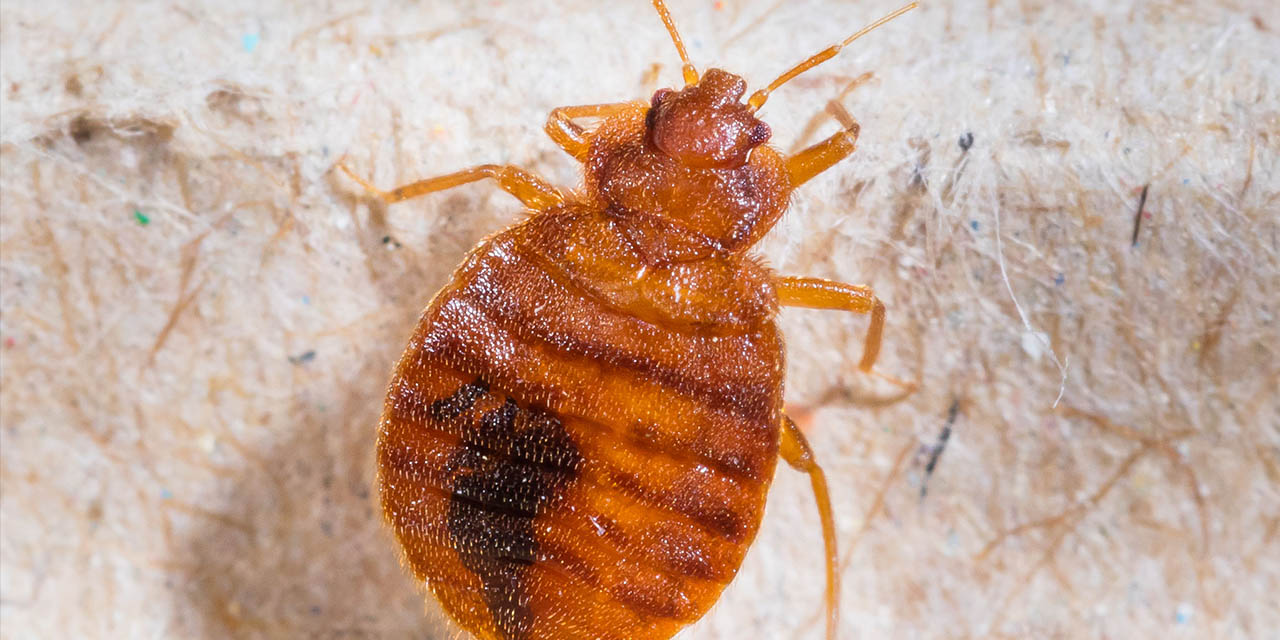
747,2,918,112
652,0,700,86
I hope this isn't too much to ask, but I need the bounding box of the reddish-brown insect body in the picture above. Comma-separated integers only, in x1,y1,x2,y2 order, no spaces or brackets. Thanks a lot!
344,2,916,639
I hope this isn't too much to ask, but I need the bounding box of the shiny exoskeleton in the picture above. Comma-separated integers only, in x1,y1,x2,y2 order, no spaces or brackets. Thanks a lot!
342,2,917,639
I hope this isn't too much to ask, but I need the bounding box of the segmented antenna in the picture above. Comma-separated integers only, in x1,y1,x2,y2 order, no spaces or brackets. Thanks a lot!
652,0,700,86
747,2,918,112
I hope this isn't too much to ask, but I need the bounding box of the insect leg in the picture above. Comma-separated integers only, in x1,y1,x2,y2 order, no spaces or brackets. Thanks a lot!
338,163,563,210
784,100,861,189
776,276,915,390
545,103,638,161
779,413,839,640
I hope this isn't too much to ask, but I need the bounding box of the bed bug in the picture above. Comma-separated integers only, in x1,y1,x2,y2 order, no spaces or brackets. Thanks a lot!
340,2,917,638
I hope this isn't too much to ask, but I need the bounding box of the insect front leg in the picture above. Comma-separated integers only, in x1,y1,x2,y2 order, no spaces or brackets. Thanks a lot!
776,276,916,390
544,103,638,161
338,162,564,210
779,414,839,640
785,100,861,189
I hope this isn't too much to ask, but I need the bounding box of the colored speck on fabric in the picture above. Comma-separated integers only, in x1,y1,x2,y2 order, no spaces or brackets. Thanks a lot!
160,488,173,500
302,295,311,305
1175,603,1193,625
242,33,260,53
289,349,317,365
1054,272,1065,286
970,220,979,231
133,210,150,226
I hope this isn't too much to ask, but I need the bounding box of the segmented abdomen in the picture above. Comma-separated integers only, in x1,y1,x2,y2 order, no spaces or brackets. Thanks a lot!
378,223,782,640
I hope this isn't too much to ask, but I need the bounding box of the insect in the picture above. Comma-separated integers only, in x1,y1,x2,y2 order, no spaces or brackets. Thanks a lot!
340,1,916,638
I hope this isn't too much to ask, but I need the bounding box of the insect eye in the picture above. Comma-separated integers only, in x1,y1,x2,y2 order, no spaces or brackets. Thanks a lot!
748,121,771,146
647,89,675,132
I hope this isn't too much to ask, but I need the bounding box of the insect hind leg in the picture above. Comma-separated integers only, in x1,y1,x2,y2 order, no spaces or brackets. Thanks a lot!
779,414,839,640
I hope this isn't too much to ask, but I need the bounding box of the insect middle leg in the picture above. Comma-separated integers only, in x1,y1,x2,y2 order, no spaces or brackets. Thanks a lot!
785,99,861,188
544,103,637,161
776,276,915,390
780,413,839,640
338,162,564,210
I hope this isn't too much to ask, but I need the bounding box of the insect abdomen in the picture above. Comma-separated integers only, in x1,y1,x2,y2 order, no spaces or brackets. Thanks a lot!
378,214,783,640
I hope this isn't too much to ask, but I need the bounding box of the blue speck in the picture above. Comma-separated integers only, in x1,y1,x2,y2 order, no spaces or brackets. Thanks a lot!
160,488,173,500
242,33,260,53
970,220,979,231
1175,603,1193,624
1054,272,1065,286
1182,178,1189,185
302,295,310,305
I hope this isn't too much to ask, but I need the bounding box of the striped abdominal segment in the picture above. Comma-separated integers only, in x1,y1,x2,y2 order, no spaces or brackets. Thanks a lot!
377,219,782,640
382,373,586,640
381,374,772,640
445,386,582,640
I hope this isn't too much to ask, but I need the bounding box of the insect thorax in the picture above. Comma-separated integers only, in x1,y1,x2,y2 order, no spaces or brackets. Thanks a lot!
583,84,792,260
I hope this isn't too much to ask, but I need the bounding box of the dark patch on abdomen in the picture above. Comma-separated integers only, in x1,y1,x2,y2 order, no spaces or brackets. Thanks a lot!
430,378,489,421
442,381,582,640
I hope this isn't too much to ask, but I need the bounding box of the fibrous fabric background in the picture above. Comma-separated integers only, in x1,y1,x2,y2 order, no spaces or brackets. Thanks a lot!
1,1,1276,638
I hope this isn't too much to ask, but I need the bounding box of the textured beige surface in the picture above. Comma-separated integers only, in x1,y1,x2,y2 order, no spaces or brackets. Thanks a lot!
1,1,1277,639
